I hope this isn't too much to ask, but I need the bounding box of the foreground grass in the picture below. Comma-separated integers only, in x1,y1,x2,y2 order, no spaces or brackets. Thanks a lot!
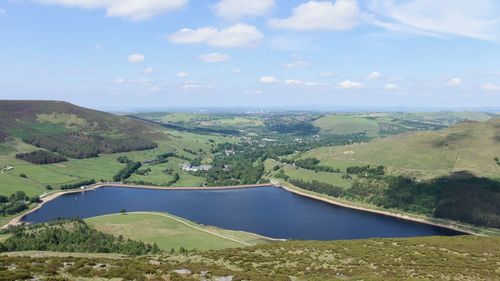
0,235,498,280
86,212,269,251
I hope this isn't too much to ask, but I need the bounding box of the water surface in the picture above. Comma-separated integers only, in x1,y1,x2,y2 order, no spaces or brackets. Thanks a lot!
23,186,462,240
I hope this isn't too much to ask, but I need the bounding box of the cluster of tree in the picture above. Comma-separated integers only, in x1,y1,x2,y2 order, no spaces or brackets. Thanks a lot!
113,156,142,182
23,132,157,159
142,152,190,165
0,191,39,216
134,167,151,176
15,150,67,164
60,179,96,190
200,143,265,186
343,175,500,228
264,121,319,135
495,157,500,166
376,176,500,228
159,123,240,136
290,158,341,173
346,165,385,176
287,178,345,198
0,219,160,255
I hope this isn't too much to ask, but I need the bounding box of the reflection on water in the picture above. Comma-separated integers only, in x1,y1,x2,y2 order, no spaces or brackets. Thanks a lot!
23,186,463,240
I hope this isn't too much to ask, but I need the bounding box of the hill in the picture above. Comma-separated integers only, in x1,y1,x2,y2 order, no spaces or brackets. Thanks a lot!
302,118,500,178
0,100,161,158
0,235,498,280
0,101,234,197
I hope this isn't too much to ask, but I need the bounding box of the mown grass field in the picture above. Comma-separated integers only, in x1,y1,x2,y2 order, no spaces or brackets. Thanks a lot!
302,119,500,178
86,212,268,251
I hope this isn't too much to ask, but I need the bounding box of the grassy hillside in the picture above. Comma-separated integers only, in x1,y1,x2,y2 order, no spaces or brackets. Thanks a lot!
0,235,498,280
0,100,160,141
302,119,500,178
313,115,381,136
86,212,268,251
0,101,236,196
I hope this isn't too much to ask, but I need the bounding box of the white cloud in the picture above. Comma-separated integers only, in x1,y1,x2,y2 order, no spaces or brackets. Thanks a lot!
243,89,264,95
481,83,500,91
149,86,162,92
269,0,360,31
177,72,190,78
114,78,126,84
283,60,310,68
169,24,263,48
338,80,363,89
144,67,154,74
447,78,461,86
35,0,188,21
259,76,279,84
384,83,399,90
214,0,274,20
284,79,322,86
368,71,381,79
128,53,145,63
198,52,230,63
231,68,242,73
180,83,214,90
0,8,6,16
320,72,336,77
285,79,305,85
95,44,103,49
367,0,500,41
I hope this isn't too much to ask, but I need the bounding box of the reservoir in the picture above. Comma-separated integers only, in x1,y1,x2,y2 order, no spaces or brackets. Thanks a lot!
22,186,463,240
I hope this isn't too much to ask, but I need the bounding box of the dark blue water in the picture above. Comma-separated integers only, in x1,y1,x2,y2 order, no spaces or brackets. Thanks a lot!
22,186,463,240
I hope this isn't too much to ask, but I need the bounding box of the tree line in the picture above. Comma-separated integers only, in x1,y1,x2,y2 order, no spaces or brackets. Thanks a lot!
286,158,341,173
286,173,500,229
0,219,160,255
23,132,157,159
113,157,142,182
0,191,39,216
15,150,67,164
60,179,96,190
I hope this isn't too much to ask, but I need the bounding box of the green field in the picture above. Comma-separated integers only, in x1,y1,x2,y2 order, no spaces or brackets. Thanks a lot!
313,115,381,136
140,112,264,129
0,129,234,196
86,212,268,251
264,159,351,188
302,119,500,178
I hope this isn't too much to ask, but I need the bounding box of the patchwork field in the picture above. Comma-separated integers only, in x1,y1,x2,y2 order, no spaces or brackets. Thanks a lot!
0,130,234,196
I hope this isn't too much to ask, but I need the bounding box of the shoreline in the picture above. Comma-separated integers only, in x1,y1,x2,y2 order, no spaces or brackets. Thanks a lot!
3,181,492,236
3,182,274,228
278,182,478,236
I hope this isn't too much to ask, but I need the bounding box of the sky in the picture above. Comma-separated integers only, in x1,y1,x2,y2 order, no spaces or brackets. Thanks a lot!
1,0,500,110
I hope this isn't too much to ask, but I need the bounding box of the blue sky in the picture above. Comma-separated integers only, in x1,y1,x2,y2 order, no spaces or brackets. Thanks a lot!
1,0,500,110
